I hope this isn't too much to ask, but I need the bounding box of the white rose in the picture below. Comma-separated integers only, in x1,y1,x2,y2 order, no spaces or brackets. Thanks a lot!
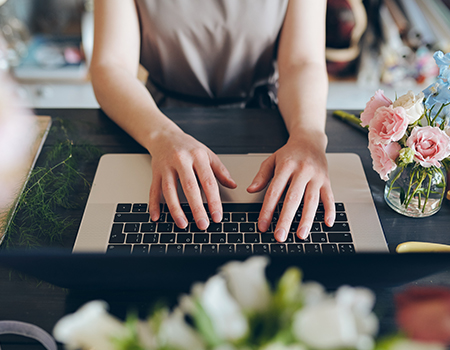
201,275,248,340
292,286,378,350
53,300,127,350
392,90,424,124
385,339,446,350
158,308,205,350
220,256,271,312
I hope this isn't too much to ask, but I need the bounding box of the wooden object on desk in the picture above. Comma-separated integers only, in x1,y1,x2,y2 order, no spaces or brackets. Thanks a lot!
0,116,52,244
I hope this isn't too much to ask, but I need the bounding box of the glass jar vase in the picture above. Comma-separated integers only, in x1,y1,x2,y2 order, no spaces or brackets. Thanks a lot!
384,163,447,218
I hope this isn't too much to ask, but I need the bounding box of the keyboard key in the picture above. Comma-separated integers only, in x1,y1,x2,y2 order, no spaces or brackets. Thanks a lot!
157,223,173,232
191,223,205,232
126,233,142,244
325,223,350,232
177,233,193,244
211,234,226,244
223,223,238,233
141,223,156,232
167,244,184,255
287,244,304,254
261,234,277,243
285,234,295,243
244,233,260,243
194,233,210,244
339,244,355,254
132,245,149,254
253,244,269,254
111,223,123,234
207,223,222,233
328,233,353,242
109,232,125,244
132,203,148,212
240,223,256,232
149,244,166,255
202,244,218,254
247,213,259,222
116,203,132,212
322,244,339,254
114,213,150,223
232,213,247,222
160,233,176,244
228,233,243,244
185,244,201,255
304,244,321,254
294,235,311,243
124,223,140,232
311,233,327,243
222,213,230,222
335,212,348,221
174,225,190,233
143,233,159,244
107,245,132,254
311,223,321,232
335,203,345,211
236,244,253,254
218,244,235,254
270,244,286,254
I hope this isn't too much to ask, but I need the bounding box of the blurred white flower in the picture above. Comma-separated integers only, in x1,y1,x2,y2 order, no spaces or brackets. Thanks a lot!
301,281,326,306
292,286,378,350
158,307,205,350
220,256,271,312
393,90,424,124
53,300,126,350
261,341,307,350
385,339,446,350
200,274,248,341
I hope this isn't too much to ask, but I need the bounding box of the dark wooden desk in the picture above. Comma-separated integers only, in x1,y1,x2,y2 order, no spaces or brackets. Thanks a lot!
0,108,449,349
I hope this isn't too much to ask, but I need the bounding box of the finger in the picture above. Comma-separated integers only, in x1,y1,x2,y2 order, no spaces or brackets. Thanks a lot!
178,168,209,230
160,172,188,229
194,161,223,223
149,174,162,221
321,183,335,227
247,156,275,193
275,176,307,242
257,168,291,234
210,154,237,189
297,185,321,240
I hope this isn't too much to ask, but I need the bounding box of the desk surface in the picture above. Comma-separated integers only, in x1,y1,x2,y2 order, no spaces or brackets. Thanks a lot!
0,108,449,349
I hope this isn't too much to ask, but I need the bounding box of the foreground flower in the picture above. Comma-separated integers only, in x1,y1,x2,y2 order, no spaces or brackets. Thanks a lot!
433,50,450,80
368,142,401,180
406,126,450,167
392,91,424,124
220,256,271,313
368,106,409,145
360,90,392,127
53,300,127,350
292,286,378,350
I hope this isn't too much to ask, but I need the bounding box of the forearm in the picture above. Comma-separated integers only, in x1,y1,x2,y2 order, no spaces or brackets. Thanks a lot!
277,61,328,146
90,64,180,153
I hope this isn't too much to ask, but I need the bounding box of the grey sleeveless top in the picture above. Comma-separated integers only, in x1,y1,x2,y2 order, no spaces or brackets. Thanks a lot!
135,0,289,104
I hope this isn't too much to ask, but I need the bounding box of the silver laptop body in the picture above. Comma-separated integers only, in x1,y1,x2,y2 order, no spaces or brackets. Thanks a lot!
73,153,388,253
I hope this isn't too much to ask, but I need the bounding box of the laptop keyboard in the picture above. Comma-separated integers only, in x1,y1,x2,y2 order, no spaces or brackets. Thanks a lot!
107,202,355,255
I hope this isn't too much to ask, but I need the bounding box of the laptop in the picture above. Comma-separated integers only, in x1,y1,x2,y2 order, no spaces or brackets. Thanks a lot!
73,153,388,254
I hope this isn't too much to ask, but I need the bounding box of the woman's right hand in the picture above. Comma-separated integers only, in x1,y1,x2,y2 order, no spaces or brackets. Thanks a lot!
148,128,237,230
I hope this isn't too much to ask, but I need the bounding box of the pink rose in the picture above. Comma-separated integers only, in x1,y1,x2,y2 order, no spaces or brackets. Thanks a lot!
395,287,450,345
360,90,392,127
406,126,450,167
368,106,409,145
368,141,401,180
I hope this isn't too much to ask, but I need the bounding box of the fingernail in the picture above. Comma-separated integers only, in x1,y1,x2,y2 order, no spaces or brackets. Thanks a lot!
326,216,335,227
258,219,269,232
274,228,287,242
298,226,309,239
197,218,209,230
150,211,160,222
211,211,222,223
175,216,187,228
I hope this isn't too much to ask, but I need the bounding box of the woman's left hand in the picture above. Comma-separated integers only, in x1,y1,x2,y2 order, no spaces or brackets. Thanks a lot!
247,131,335,242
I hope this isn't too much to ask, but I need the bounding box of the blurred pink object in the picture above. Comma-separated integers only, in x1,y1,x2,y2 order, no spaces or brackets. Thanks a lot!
395,286,450,345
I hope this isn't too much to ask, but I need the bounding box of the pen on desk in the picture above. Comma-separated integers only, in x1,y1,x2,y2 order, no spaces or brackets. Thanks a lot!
332,110,369,134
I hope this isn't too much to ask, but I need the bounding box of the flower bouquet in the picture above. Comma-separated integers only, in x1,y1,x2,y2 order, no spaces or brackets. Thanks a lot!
52,257,448,350
362,51,450,217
